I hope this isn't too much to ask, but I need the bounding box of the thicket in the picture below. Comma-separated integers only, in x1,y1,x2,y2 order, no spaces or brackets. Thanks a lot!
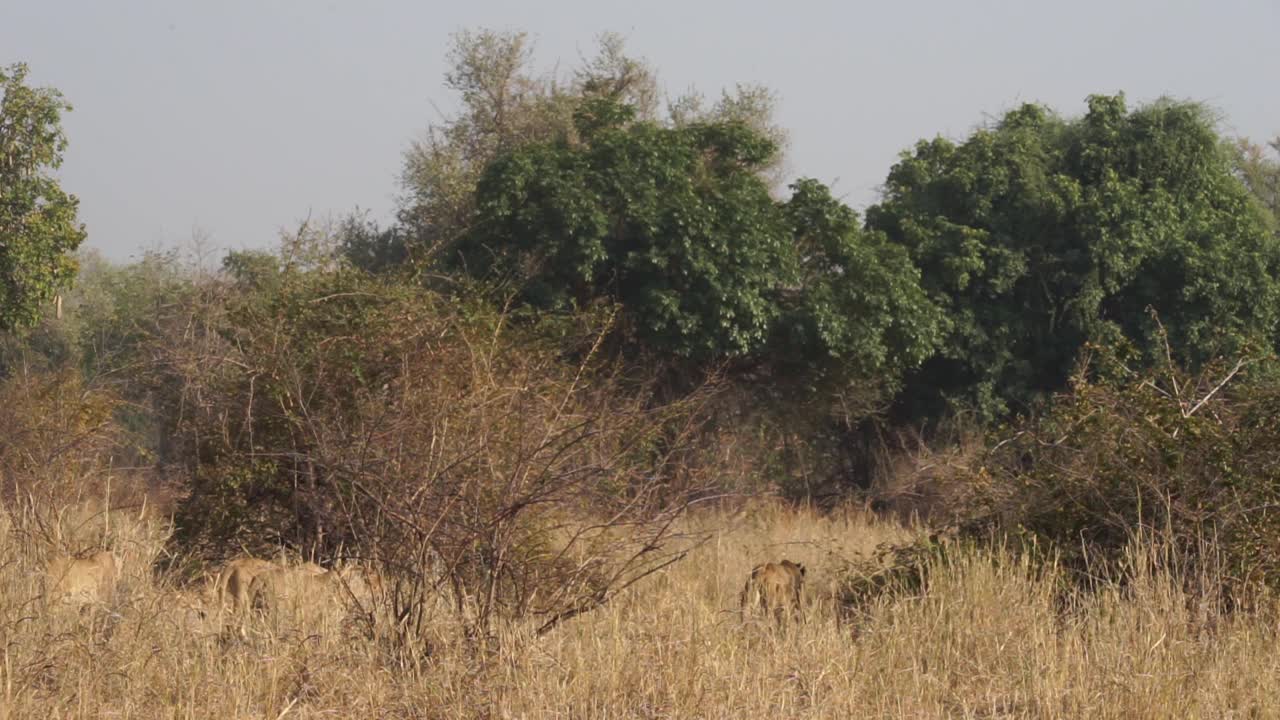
957,346,1280,598
6,31,1280,633
179,252,723,643
869,96,1280,423
0,239,734,654
393,33,1280,489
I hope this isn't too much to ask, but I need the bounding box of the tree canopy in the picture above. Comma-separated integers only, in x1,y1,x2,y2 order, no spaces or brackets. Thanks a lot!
0,63,86,332
774,179,941,382
867,94,1280,421
391,30,784,273
462,99,790,360
459,98,943,386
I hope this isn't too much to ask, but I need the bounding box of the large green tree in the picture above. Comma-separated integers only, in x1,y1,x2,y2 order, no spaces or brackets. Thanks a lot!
463,99,788,359
868,95,1280,421
775,179,941,382
0,63,86,332
395,31,656,268
461,98,942,384
390,29,784,274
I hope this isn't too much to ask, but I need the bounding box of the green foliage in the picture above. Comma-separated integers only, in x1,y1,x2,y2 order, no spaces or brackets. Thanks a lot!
62,251,189,383
868,95,1280,422
336,212,408,275
464,98,945,381
398,31,656,264
464,99,790,360
776,179,943,382
222,249,282,292
0,251,188,384
397,30,788,272
0,64,86,332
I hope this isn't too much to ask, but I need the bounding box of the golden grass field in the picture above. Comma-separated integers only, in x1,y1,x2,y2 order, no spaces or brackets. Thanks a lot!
4,499,1280,719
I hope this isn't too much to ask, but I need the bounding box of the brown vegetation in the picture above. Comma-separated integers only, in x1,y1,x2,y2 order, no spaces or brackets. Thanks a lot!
1,359,1279,715
6,498,1280,717
6,247,1280,717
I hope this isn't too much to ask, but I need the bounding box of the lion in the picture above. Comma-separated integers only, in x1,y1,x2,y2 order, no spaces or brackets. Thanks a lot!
214,557,280,613
740,559,805,623
249,562,387,627
248,562,336,615
46,550,119,604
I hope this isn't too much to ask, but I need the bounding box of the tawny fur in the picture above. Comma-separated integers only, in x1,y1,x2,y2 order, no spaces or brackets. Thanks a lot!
46,550,119,604
740,559,805,623
215,557,279,613
248,562,336,614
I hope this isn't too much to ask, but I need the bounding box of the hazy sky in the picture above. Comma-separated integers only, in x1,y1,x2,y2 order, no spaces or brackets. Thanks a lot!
4,0,1278,261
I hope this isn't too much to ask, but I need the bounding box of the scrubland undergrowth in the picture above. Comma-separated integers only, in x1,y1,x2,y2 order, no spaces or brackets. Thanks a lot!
3,497,1280,719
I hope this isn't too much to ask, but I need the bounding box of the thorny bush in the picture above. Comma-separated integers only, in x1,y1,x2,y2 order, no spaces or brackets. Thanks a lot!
956,345,1280,604
156,262,718,655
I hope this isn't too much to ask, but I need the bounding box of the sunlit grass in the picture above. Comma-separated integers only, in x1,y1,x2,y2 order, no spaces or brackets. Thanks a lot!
1,499,1278,718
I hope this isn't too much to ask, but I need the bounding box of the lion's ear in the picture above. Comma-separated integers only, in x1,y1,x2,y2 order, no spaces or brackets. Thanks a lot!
799,564,806,576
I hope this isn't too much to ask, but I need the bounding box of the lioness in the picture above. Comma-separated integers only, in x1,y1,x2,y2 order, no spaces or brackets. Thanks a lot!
46,550,118,604
248,562,334,615
740,559,805,623
215,557,279,613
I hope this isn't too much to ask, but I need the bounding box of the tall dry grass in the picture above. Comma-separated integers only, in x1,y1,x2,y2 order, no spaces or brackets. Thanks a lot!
2,497,1279,718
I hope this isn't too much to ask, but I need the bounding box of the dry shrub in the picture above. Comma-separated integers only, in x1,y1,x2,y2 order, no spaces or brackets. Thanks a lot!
343,329,714,644
0,369,119,506
956,349,1280,603
863,421,986,524
155,268,718,656
0,369,159,559
831,348,1280,617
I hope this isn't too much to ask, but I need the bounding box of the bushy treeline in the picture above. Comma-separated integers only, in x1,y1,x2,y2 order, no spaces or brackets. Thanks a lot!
350,32,1280,430
1,241,732,645
6,31,1280,613
6,34,1280,436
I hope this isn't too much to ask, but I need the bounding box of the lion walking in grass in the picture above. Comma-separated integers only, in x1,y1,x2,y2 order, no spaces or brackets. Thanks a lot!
214,557,279,614
740,559,805,623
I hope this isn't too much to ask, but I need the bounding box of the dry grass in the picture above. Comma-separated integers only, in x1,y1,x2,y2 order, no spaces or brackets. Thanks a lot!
2,498,1279,719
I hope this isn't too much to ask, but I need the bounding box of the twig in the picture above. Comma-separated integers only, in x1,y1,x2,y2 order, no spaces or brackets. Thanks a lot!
274,697,300,719
1183,358,1247,418
535,551,689,636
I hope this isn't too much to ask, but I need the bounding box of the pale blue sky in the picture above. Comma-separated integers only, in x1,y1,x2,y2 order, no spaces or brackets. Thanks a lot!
4,0,1278,260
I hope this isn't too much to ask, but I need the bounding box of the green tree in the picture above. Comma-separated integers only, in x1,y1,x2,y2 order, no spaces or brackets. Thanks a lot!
462,98,943,384
776,179,941,382
336,211,407,275
396,31,656,266
0,63,86,331
392,29,784,273
868,95,1280,422
463,99,788,359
